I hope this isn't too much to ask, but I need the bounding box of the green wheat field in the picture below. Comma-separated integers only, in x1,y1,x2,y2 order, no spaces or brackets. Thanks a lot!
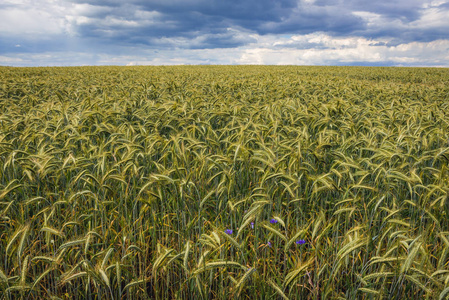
1,66,449,299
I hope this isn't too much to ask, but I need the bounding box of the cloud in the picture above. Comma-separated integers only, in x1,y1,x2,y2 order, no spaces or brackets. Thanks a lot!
236,33,449,66
2,33,448,67
0,6,66,36
62,0,449,42
351,2,449,43
0,0,448,66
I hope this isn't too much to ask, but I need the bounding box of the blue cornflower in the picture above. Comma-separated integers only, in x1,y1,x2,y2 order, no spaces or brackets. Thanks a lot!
270,219,278,224
296,239,306,245
225,229,233,235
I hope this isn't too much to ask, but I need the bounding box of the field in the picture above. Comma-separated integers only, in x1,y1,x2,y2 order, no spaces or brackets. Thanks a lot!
1,65,449,299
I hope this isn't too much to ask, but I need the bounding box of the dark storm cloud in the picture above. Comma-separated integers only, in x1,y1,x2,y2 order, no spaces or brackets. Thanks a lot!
314,0,425,20
65,0,449,49
66,2,254,48
256,5,365,35
72,0,298,21
65,0,297,49
68,0,360,39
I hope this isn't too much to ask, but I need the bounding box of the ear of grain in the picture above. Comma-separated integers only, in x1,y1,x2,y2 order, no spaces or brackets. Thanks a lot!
152,248,175,279
192,260,247,276
268,279,289,300
235,267,256,297
183,241,190,274
262,224,287,242
284,259,313,288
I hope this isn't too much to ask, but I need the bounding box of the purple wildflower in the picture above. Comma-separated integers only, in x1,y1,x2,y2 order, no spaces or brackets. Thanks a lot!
267,241,272,247
250,222,254,229
225,229,233,235
270,219,278,224
296,239,306,245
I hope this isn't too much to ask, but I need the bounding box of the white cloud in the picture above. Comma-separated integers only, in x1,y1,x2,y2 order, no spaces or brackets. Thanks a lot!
236,33,449,66
0,8,63,35
70,3,113,17
410,7,449,29
352,3,449,41
352,11,384,26
0,0,74,38
423,0,447,8
0,55,24,63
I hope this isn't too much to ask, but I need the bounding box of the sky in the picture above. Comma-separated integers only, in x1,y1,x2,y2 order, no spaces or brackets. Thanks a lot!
1,0,449,67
